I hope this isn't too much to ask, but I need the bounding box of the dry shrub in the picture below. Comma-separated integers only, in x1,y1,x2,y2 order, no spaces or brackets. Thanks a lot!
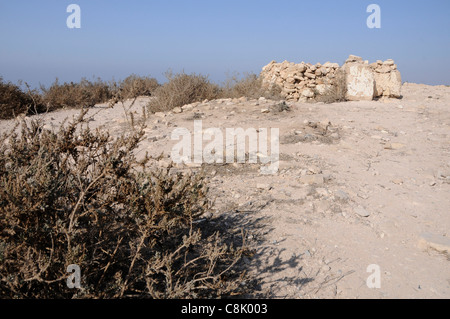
221,73,281,100
118,74,160,99
314,69,347,103
147,72,221,113
0,112,248,298
0,77,46,120
41,77,112,110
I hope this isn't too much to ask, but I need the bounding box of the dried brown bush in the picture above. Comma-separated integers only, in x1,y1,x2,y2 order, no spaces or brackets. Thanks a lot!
0,77,46,120
147,72,221,113
41,77,112,110
313,69,347,103
118,74,160,99
220,73,281,100
0,112,248,298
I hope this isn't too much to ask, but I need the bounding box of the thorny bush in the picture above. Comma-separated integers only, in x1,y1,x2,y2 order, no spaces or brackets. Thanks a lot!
0,110,248,298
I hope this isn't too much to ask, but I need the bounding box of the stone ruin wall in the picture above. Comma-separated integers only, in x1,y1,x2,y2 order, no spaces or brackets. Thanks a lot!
260,54,402,102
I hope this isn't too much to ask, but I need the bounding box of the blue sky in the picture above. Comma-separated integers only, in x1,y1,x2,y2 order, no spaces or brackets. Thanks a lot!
0,0,449,88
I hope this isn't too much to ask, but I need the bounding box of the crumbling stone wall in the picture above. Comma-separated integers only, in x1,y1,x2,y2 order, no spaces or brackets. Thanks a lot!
260,55,402,102
369,59,402,98
343,55,375,101
260,60,341,101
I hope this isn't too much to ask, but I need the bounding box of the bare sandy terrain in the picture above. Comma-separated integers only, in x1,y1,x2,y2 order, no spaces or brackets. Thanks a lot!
2,82,449,299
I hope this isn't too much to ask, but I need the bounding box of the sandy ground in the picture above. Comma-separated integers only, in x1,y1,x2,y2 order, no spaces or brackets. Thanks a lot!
2,83,449,299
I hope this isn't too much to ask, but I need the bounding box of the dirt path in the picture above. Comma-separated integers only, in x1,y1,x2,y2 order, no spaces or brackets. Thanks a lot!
2,83,449,298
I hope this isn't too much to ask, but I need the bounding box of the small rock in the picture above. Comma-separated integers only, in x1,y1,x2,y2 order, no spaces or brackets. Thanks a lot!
181,104,194,111
315,188,329,197
308,166,322,174
384,143,405,150
154,112,166,118
418,233,450,254
346,54,363,63
261,108,270,113
335,190,349,202
357,193,369,200
321,265,331,272
290,189,309,201
172,106,182,113
330,133,340,139
320,119,331,127
391,179,403,185
392,143,405,149
354,206,370,217
300,174,324,185
314,200,331,213
304,72,316,79
256,183,271,190
301,88,315,98
322,172,333,182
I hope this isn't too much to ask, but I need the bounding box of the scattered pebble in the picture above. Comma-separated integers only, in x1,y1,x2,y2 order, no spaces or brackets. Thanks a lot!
172,107,182,114
418,233,450,254
391,179,404,185
354,206,370,217
256,183,272,190
300,174,325,185
335,190,349,202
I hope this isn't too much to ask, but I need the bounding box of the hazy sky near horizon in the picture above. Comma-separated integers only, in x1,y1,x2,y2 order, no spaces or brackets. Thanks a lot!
0,0,449,88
